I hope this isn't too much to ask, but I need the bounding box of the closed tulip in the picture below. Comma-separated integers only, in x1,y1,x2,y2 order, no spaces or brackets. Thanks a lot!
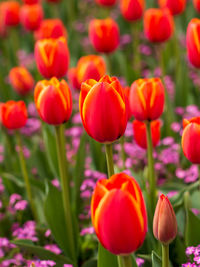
95,0,116,7
158,0,186,16
144,8,174,43
34,37,70,79
22,0,40,4
129,78,165,121
123,86,132,120
193,0,200,12
181,117,200,164
133,120,161,149
153,194,177,245
0,1,20,27
9,66,34,95
89,18,120,53
34,77,72,125
20,4,43,31
34,19,67,40
1,101,27,130
120,0,145,22
91,173,147,255
67,68,80,90
186,18,200,68
79,75,127,143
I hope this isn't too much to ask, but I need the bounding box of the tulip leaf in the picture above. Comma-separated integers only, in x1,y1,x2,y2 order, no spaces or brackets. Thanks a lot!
89,138,107,173
131,254,138,267
152,251,162,267
12,239,73,266
185,209,200,247
82,258,97,267
97,244,118,267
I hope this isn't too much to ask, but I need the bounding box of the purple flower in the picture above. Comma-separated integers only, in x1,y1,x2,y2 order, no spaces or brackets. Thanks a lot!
186,246,195,256
14,200,28,211
44,244,61,255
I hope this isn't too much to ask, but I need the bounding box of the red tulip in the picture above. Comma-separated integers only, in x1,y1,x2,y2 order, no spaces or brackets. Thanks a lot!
0,1,20,27
1,101,27,130
193,0,200,13
89,18,120,53
129,78,165,121
9,66,34,95
91,173,147,255
20,4,43,31
34,77,72,125
153,194,177,245
186,18,200,68
133,120,161,149
95,0,116,7
79,75,127,143
22,0,40,5
181,117,200,164
144,8,174,43
123,86,132,120
120,0,145,22
158,0,186,16
34,37,70,79
67,67,80,90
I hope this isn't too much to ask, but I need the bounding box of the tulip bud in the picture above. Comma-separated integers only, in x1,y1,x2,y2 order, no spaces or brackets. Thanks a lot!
193,0,200,13
34,37,70,79
9,66,34,95
34,77,72,125
186,18,200,68
89,18,120,53
91,173,147,255
129,78,165,121
80,75,127,143
133,120,161,149
20,4,43,31
95,0,116,7
67,68,80,90
1,101,27,130
120,0,145,22
158,0,186,16
22,0,40,4
144,8,174,43
0,1,20,27
153,194,177,245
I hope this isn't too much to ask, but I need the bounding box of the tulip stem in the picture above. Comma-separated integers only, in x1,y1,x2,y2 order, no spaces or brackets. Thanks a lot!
55,125,76,262
117,255,132,267
105,143,114,177
105,54,112,76
16,131,37,222
145,120,156,212
132,21,141,79
120,136,126,169
162,244,169,267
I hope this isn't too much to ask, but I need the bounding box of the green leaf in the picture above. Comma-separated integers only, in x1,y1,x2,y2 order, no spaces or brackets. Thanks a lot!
89,138,106,173
82,258,97,267
152,251,162,267
97,244,118,267
12,239,72,267
131,254,138,267
185,209,200,246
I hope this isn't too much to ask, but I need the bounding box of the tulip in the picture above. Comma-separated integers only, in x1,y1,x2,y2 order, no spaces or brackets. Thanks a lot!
1,101,27,130
153,194,177,245
133,120,161,149
67,68,80,90
123,86,132,120
120,0,145,22
0,1,20,27
89,18,120,53
91,172,147,255
158,0,186,16
34,37,70,79
144,8,174,43
181,117,200,164
95,0,116,7
34,77,72,125
186,18,200,68
22,0,40,4
34,18,67,40
129,78,165,121
20,4,43,31
79,75,127,143
193,0,200,13
9,66,34,95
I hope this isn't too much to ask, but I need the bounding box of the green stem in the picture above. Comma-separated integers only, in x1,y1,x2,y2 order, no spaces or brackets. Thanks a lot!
145,121,156,212
55,125,76,262
105,54,112,76
16,131,37,221
117,255,132,267
162,244,169,267
105,143,114,177
120,136,126,169
132,21,141,79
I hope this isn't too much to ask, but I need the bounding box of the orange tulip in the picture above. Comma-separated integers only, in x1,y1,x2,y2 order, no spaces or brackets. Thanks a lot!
67,67,80,90
1,101,27,130
34,77,72,125
181,117,200,164
9,66,34,95
0,1,20,27
158,0,186,16
34,18,67,40
95,0,116,6
91,173,147,255
133,120,161,149
120,0,145,22
144,8,174,43
186,18,200,68
79,75,127,143
89,18,120,53
153,194,177,245
129,78,165,121
34,37,70,79
20,4,43,31
193,0,200,12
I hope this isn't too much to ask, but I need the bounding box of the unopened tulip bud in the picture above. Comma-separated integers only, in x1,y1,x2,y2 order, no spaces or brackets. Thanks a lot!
20,4,43,31
158,0,186,16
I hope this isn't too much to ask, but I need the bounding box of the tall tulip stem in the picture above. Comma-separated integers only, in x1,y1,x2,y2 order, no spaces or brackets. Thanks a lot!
105,143,114,177
162,244,169,267
117,255,132,267
55,125,76,261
